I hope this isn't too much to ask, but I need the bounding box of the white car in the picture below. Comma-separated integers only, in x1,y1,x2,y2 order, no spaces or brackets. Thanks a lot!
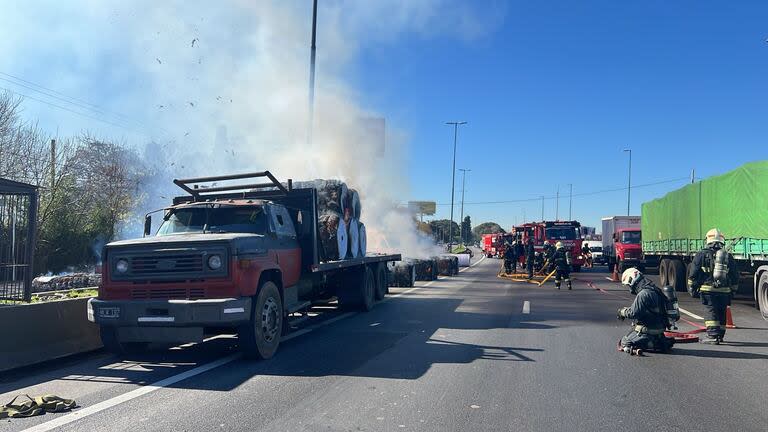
585,240,605,265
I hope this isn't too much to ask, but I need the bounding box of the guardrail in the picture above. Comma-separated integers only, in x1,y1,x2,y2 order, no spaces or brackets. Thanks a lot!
0,297,102,372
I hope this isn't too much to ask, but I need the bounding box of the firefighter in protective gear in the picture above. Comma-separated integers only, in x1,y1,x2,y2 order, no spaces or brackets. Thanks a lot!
552,242,572,290
503,242,515,274
581,242,592,268
542,241,555,272
525,238,535,279
687,228,739,343
617,268,676,353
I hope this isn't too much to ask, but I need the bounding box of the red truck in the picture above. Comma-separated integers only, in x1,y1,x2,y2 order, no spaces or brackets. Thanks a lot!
482,233,502,258
88,172,400,359
516,220,585,271
601,216,644,273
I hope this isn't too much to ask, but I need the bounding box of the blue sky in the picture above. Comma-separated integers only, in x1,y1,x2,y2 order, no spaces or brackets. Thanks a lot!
350,1,768,230
2,1,767,234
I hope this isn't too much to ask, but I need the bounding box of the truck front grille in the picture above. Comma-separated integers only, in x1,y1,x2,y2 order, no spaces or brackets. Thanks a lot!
131,254,204,275
131,287,206,300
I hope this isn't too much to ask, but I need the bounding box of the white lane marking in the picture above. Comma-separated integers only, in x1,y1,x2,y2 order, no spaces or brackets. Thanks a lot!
23,311,355,432
678,307,704,321
522,301,530,314
137,317,174,323
460,255,486,272
24,259,484,431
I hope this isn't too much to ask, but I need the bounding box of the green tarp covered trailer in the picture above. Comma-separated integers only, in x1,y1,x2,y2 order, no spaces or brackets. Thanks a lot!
640,160,768,320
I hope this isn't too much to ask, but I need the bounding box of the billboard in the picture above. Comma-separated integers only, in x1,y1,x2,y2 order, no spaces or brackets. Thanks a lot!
408,201,436,216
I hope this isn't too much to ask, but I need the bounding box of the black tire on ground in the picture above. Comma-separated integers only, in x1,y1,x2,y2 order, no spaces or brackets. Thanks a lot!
659,259,669,287
375,263,388,300
100,326,148,355
238,281,282,360
757,272,768,320
668,260,686,292
361,266,376,311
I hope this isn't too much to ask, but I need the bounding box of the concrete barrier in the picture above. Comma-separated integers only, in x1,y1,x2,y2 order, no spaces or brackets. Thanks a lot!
0,297,102,372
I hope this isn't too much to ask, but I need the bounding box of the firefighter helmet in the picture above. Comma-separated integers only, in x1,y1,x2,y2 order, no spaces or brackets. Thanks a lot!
621,267,644,288
706,228,725,246
555,241,564,250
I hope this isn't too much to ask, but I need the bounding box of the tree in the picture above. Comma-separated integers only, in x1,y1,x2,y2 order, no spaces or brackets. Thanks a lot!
461,215,472,244
429,219,460,243
472,222,505,241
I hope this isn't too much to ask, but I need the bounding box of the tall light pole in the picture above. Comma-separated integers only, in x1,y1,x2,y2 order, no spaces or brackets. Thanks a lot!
555,186,560,220
540,196,544,221
446,121,467,250
568,183,573,220
307,0,318,146
458,168,471,245
623,148,632,215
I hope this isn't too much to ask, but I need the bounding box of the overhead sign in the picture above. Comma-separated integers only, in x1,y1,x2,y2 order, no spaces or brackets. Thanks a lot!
408,201,436,215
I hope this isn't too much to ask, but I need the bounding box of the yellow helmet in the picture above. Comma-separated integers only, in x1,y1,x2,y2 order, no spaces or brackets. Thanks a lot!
555,241,564,250
706,228,725,245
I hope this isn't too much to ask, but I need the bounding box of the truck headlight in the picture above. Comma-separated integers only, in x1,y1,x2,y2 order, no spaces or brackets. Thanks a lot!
115,259,129,274
208,254,223,270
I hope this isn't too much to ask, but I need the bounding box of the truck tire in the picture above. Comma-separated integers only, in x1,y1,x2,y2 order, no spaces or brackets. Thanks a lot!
100,326,148,355
239,281,282,360
659,259,669,287
668,260,686,292
375,263,388,300
758,272,768,321
361,266,376,311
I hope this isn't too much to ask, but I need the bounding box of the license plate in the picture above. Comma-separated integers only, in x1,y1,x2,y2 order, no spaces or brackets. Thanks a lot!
99,307,120,318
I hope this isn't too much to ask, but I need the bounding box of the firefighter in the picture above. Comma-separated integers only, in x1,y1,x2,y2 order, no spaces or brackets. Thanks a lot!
503,242,515,274
515,240,525,272
687,228,739,343
617,267,677,354
542,241,555,272
525,238,535,279
552,241,572,290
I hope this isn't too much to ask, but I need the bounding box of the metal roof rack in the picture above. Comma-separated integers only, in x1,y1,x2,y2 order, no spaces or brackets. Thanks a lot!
172,171,292,202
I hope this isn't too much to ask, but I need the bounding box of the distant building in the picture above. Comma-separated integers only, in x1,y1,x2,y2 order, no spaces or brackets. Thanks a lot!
580,226,597,239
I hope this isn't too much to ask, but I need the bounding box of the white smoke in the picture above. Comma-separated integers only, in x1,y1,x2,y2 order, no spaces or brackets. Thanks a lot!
0,1,503,258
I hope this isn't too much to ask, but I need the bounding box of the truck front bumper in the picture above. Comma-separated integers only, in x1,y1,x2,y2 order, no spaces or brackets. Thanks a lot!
87,297,252,327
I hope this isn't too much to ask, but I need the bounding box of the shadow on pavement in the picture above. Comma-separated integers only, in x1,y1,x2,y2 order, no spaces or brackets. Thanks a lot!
670,348,768,360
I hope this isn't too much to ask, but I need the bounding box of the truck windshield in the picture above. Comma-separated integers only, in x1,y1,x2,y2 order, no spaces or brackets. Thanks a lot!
589,246,603,252
621,231,642,244
545,227,577,240
156,206,267,235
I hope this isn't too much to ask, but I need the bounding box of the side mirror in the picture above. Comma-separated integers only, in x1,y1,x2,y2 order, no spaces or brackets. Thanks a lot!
144,215,152,237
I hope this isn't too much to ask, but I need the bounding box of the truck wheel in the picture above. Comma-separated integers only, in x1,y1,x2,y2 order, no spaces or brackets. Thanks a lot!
407,263,416,287
659,259,669,286
361,265,376,311
758,273,768,320
239,281,282,360
668,260,686,292
375,263,388,300
100,326,148,355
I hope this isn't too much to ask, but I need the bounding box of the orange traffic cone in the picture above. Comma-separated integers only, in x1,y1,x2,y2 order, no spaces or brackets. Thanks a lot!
725,306,737,329
611,264,620,282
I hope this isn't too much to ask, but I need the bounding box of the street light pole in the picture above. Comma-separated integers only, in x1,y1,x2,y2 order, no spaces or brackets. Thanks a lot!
307,0,318,147
446,121,467,250
540,196,544,221
458,168,471,245
568,183,573,220
556,186,560,220
624,149,632,215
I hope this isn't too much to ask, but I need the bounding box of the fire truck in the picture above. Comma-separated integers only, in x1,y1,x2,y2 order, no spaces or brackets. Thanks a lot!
516,220,585,271
481,233,503,258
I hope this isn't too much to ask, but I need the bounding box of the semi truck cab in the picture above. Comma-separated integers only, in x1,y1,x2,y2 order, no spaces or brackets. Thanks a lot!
613,228,643,270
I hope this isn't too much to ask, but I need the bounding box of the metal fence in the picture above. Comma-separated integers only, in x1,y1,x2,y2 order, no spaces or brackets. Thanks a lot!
0,178,38,302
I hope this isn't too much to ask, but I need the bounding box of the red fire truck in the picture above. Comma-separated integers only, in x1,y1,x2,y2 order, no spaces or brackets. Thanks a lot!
481,233,503,258
516,221,585,271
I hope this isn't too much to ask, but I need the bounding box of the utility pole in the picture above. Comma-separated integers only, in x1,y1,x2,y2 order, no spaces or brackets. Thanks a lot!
624,148,632,215
691,168,695,184
50,139,56,189
556,186,560,220
307,0,318,147
568,183,573,220
445,121,467,250
458,168,471,245
541,196,544,221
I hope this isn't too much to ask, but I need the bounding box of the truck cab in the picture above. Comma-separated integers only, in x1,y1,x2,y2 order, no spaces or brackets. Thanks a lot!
613,228,643,270
517,221,585,271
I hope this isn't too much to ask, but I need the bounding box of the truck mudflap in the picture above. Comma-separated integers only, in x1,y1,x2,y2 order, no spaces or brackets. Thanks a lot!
87,297,252,327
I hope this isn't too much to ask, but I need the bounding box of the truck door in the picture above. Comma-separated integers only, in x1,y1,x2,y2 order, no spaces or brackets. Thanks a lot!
269,205,302,287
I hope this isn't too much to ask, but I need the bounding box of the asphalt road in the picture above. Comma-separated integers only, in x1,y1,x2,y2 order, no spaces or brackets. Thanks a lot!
2,255,768,432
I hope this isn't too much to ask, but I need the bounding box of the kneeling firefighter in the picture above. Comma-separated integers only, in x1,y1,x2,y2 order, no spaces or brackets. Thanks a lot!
687,228,739,343
552,242,571,290
617,268,679,354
